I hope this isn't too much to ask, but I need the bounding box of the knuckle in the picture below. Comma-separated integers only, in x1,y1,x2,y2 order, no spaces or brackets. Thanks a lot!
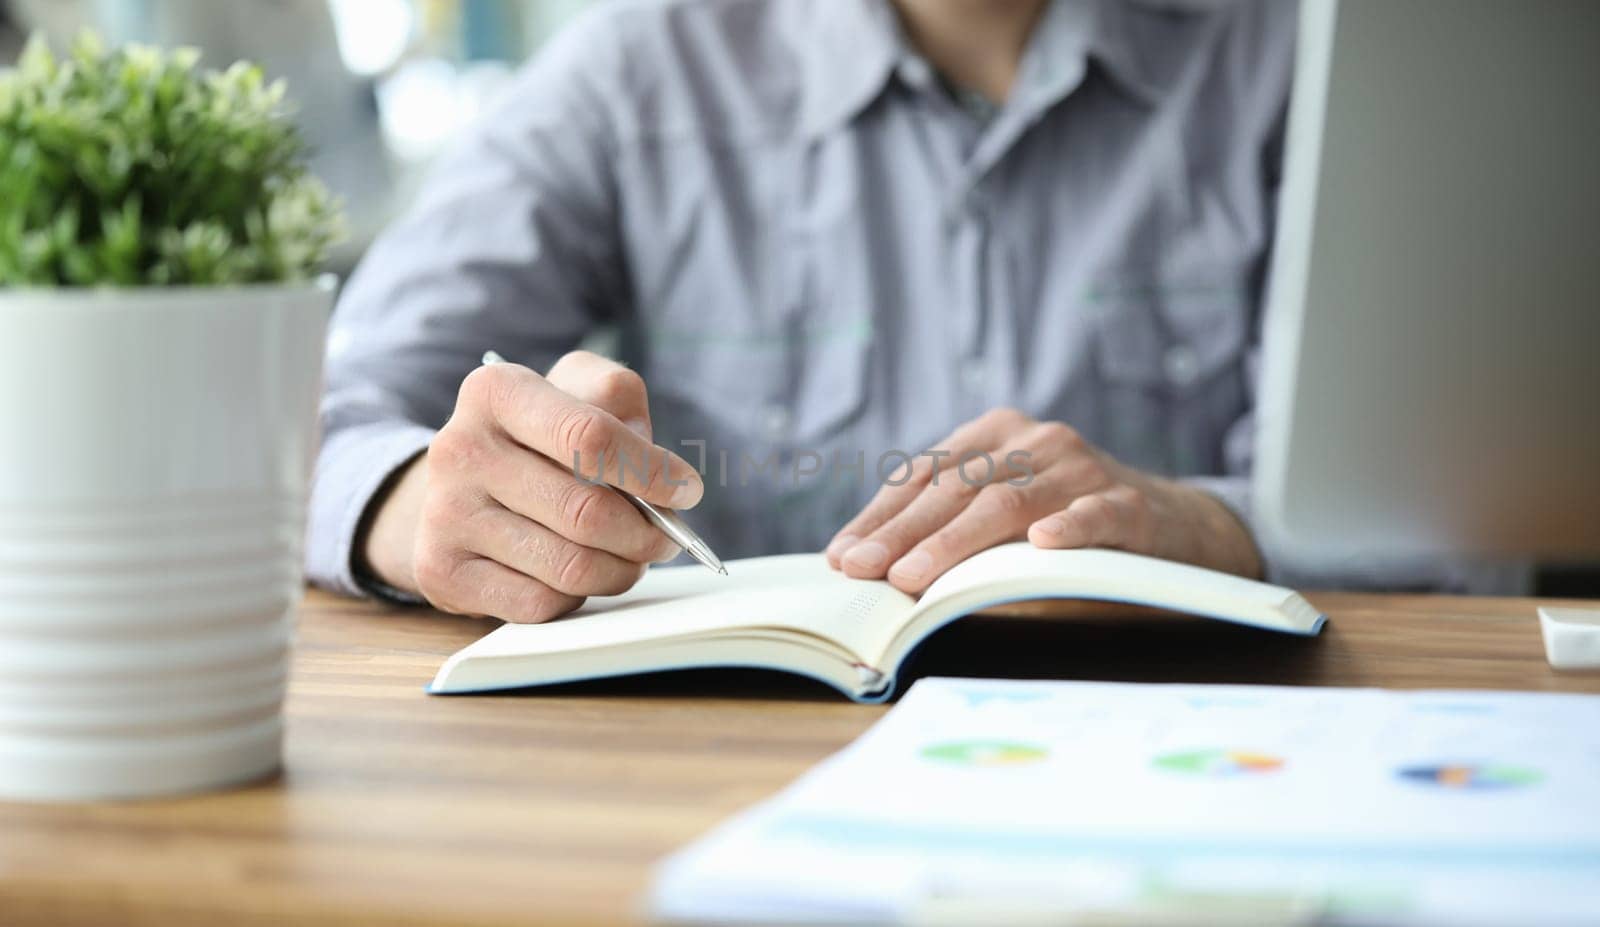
503,522,549,567
1118,490,1155,543
459,363,514,416
593,366,646,406
554,406,611,463
456,364,494,407
978,482,1029,518
413,546,463,607
1059,453,1109,488
1117,485,1150,516
1032,421,1083,450
512,460,553,514
591,561,643,597
416,488,464,536
486,367,542,427
1059,506,1098,540
876,455,918,487
937,466,983,496
559,480,613,540
553,544,599,594
1081,494,1118,523
432,483,481,525
427,426,480,475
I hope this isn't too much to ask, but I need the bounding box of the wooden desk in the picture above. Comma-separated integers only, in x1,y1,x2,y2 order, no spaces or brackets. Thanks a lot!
3,590,1597,926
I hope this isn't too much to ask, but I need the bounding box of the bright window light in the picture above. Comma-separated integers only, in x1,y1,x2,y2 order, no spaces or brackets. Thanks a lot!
328,0,415,77
377,58,460,161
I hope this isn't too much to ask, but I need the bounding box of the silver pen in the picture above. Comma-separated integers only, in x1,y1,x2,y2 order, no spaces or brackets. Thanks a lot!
481,351,727,576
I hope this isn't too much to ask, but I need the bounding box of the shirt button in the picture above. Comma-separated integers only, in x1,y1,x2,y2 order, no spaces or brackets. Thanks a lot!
943,189,986,231
960,359,987,395
898,56,933,90
1164,345,1202,388
760,405,791,439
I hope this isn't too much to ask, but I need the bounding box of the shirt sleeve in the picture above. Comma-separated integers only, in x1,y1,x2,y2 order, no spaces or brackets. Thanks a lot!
305,12,628,597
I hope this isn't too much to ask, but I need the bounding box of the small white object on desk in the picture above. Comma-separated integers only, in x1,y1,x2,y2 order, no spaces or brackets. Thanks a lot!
1539,607,1600,671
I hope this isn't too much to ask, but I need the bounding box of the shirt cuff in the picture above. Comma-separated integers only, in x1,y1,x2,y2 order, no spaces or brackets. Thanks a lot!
1179,475,1252,529
305,420,436,600
1177,474,1276,580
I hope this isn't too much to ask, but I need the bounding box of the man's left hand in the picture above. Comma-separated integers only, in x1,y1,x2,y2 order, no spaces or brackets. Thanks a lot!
824,408,1263,594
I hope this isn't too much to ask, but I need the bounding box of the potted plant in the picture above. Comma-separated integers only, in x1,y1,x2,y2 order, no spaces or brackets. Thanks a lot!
0,34,342,799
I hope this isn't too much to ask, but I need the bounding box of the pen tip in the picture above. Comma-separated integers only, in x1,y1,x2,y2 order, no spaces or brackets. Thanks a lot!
717,565,729,576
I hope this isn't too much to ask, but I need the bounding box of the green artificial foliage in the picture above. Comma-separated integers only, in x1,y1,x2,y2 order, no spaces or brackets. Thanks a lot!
0,32,343,287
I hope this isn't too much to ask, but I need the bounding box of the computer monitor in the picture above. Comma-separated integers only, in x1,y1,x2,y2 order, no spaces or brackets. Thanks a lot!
1254,0,1600,565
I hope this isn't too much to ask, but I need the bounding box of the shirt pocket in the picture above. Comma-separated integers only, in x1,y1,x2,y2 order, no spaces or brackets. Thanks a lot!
635,215,875,454
1086,261,1254,475
641,315,873,449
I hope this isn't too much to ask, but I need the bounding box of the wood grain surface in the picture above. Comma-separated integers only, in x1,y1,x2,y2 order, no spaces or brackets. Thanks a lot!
2,588,1596,926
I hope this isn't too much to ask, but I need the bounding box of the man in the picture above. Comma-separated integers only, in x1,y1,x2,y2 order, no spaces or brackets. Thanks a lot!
309,0,1302,621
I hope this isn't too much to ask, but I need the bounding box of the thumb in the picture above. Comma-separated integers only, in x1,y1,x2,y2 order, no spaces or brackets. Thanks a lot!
623,417,653,443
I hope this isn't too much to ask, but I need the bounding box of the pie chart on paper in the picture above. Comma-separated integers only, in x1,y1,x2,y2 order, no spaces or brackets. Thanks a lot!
1396,763,1542,790
920,740,1049,767
1153,749,1285,777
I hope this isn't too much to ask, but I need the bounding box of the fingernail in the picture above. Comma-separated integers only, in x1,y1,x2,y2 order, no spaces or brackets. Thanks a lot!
890,550,932,584
668,479,703,510
826,534,860,560
1035,516,1067,537
624,418,652,440
842,541,889,572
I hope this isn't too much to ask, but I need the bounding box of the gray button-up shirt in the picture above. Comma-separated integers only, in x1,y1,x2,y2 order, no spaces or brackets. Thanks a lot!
310,0,1515,597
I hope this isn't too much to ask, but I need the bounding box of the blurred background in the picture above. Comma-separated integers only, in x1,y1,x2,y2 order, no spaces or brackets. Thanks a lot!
0,0,593,273
3,0,1595,596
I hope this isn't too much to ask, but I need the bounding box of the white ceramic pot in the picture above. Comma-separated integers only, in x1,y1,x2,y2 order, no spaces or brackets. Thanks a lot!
0,279,332,800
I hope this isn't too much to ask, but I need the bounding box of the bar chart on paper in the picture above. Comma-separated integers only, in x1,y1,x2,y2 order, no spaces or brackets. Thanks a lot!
653,678,1600,926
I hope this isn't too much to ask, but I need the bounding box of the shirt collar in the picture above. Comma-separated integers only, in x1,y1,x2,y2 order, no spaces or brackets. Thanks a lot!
1077,0,1214,109
796,0,1212,139
794,0,904,140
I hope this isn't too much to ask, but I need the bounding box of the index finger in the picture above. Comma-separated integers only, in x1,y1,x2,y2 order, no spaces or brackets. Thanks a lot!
825,454,929,568
883,484,1039,594
462,364,703,509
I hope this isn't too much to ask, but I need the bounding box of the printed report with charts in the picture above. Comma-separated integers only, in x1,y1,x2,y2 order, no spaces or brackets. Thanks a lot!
651,678,1600,925
429,543,1324,701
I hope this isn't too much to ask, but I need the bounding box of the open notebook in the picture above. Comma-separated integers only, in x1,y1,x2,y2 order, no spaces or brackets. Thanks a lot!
429,543,1324,702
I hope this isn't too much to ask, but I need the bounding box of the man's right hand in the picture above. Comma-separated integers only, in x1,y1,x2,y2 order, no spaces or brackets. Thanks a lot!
356,351,703,622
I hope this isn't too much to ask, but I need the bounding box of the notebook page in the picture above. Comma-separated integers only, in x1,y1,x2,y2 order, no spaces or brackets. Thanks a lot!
912,544,1305,630
455,554,914,662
